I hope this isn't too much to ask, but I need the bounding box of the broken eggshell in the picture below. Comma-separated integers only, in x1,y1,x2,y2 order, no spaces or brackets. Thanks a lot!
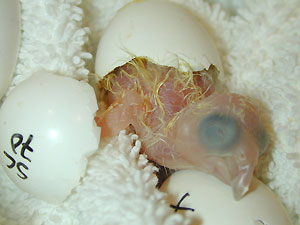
0,0,21,100
0,72,101,204
94,0,270,202
160,170,292,225
95,0,224,80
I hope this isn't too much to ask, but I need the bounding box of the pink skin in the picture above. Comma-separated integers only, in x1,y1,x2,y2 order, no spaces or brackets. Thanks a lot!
95,58,268,200
169,93,263,199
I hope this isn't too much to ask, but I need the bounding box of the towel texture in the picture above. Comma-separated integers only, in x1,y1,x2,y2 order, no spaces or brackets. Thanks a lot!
0,0,299,224
7,0,91,95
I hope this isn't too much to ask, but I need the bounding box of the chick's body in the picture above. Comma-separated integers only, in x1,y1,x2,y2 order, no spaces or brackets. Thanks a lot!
95,58,267,200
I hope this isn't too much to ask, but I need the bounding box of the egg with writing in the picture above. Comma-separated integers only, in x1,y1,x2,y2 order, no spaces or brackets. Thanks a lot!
0,72,101,204
160,170,292,225
95,0,223,80
0,0,21,100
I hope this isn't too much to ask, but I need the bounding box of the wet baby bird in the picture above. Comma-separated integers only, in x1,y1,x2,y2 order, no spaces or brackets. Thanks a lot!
95,58,268,200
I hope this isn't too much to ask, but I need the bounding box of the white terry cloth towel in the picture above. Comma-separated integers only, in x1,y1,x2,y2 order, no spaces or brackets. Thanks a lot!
0,0,299,224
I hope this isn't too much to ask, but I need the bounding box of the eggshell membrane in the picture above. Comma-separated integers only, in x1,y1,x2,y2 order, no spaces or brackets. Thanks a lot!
95,0,223,79
160,170,292,225
0,72,101,203
0,0,21,99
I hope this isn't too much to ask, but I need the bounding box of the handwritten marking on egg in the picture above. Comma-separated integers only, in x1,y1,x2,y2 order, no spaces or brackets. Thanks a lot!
170,192,195,212
0,0,21,99
3,133,34,180
160,170,292,225
0,72,101,203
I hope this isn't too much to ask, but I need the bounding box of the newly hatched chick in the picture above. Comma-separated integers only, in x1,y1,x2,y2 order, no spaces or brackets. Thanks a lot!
95,58,268,200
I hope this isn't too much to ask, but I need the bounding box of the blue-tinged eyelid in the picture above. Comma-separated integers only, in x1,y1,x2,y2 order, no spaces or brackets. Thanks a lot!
198,113,241,153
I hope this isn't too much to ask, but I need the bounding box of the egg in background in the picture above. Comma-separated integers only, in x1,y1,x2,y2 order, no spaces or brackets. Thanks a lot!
0,0,21,100
0,72,101,204
160,170,292,225
95,0,223,80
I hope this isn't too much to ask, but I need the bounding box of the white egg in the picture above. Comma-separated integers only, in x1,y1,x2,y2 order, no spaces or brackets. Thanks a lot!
95,0,223,79
0,0,21,99
0,72,101,204
160,170,292,225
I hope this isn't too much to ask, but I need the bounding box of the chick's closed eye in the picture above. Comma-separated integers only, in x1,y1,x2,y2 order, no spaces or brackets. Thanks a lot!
198,113,241,153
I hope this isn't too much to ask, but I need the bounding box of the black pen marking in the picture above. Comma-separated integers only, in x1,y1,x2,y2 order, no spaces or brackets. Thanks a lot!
170,193,195,212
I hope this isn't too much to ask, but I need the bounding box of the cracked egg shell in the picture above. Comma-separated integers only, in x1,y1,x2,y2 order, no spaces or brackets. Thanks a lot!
95,0,223,80
0,72,101,204
0,0,21,99
160,170,292,225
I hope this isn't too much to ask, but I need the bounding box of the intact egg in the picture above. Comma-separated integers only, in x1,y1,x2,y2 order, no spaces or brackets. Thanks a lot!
95,0,223,80
160,170,292,225
0,0,21,99
0,72,101,203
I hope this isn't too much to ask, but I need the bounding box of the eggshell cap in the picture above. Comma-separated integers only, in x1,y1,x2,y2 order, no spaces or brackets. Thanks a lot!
160,170,292,225
0,0,21,99
95,0,223,79
0,72,101,203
